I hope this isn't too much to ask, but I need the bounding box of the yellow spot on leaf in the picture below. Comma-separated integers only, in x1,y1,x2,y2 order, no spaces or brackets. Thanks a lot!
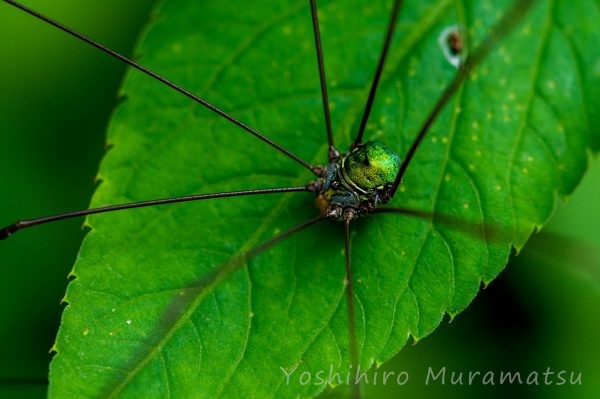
172,43,182,53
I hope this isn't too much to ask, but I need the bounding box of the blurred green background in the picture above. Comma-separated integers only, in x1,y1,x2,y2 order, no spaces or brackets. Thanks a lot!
0,1,154,397
0,1,597,398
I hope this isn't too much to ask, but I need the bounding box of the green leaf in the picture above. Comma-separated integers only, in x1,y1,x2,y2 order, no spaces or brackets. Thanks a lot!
48,0,600,397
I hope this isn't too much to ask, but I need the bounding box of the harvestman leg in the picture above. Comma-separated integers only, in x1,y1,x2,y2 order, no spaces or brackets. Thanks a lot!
343,219,361,399
308,0,337,160
389,0,537,195
2,0,319,174
353,0,403,147
0,187,311,240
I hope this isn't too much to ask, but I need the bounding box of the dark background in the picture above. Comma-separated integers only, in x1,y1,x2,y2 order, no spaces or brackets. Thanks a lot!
0,1,598,398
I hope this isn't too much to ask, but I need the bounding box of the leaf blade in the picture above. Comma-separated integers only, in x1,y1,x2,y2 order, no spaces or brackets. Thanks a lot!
49,0,600,397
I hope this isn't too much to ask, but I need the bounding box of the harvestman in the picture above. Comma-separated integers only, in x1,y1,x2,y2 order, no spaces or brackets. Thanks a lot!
1,0,537,396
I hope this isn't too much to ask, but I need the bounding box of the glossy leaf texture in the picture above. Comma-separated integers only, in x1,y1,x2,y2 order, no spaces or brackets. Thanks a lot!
49,0,600,397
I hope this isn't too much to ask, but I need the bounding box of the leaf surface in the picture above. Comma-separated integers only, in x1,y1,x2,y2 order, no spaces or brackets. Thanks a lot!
49,0,600,397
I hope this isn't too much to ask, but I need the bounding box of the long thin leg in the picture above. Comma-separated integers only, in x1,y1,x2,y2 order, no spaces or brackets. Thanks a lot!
308,0,336,159
0,186,309,240
344,219,361,399
390,0,537,195
2,0,317,174
352,0,403,147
